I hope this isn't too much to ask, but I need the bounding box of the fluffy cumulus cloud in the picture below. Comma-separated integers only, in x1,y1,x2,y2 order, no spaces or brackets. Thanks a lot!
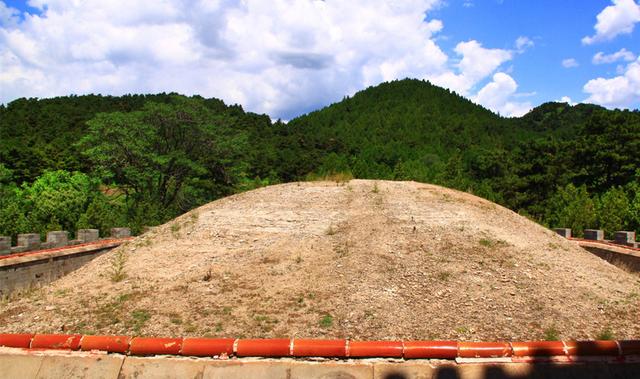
431,40,512,95
0,0,527,118
558,96,576,106
472,73,532,117
584,57,640,108
593,48,636,64
582,0,640,45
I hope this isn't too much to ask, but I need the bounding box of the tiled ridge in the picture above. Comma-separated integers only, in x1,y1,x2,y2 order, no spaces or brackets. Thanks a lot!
1,334,639,360
0,238,132,262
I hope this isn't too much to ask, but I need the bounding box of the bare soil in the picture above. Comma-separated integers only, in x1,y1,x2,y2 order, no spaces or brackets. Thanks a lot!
1,180,639,340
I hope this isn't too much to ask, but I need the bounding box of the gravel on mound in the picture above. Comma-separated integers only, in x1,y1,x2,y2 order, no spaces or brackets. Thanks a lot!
1,180,639,340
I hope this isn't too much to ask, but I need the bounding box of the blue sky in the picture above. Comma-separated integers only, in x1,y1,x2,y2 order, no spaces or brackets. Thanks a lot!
434,0,640,111
1,0,639,119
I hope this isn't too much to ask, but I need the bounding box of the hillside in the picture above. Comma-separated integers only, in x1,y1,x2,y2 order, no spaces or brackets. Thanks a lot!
1,180,638,340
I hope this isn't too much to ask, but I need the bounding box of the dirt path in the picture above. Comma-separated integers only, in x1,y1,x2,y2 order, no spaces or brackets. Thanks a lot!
1,180,638,340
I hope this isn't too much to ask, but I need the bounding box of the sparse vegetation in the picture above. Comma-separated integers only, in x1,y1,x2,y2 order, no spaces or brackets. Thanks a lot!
129,309,151,333
170,222,181,238
107,250,127,282
597,327,615,340
455,326,469,334
479,237,508,248
436,270,452,281
320,314,333,328
543,326,560,341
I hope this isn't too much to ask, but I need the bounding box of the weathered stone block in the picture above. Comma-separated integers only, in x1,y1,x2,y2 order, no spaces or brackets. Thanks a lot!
615,231,636,245
120,356,207,379
40,241,55,250
554,228,571,238
36,354,124,379
46,231,68,248
17,233,40,250
10,246,27,254
584,229,604,241
111,227,131,238
0,236,10,255
77,228,99,243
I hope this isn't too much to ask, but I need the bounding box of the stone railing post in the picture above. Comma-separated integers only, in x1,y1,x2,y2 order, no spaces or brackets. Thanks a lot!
46,231,69,248
0,236,10,255
584,229,604,241
77,229,100,243
17,233,41,251
554,228,572,238
110,227,131,238
615,231,636,246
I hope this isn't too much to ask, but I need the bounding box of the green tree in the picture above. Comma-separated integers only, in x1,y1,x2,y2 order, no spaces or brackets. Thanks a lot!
19,170,102,237
546,184,597,237
80,96,248,226
597,186,630,237
627,171,640,233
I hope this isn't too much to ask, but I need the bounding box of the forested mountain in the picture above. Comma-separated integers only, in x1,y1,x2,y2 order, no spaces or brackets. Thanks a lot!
0,79,638,240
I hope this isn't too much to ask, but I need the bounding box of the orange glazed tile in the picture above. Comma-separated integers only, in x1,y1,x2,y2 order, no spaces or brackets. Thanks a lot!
619,340,640,356
458,342,512,358
564,341,620,356
0,334,34,348
348,341,403,358
31,334,82,350
80,335,131,353
129,337,182,355
236,339,291,357
403,341,458,359
181,338,235,357
292,339,346,357
511,341,565,356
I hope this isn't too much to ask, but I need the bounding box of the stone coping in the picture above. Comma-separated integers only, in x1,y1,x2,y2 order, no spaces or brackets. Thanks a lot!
572,238,640,256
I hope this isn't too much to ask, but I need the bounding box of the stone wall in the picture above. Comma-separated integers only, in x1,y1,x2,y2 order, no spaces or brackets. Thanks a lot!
0,240,126,298
0,227,131,256
554,228,638,248
579,245,640,273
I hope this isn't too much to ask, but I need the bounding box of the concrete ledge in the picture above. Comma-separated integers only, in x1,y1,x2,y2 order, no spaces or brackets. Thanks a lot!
1,349,640,379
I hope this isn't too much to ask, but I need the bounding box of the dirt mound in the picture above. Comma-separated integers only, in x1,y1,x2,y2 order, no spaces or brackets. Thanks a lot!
1,180,639,340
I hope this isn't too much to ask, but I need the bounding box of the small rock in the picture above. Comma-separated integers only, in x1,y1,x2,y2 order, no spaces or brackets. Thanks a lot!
45,306,56,311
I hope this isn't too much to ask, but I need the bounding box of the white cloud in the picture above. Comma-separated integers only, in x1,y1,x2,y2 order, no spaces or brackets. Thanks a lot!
431,40,512,95
582,0,640,45
592,48,636,64
0,1,19,27
558,96,577,106
515,36,534,53
472,72,532,117
562,58,579,68
583,57,640,107
0,0,528,119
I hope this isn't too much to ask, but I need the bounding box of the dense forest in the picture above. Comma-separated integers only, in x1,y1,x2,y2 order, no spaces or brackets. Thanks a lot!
1,79,638,241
